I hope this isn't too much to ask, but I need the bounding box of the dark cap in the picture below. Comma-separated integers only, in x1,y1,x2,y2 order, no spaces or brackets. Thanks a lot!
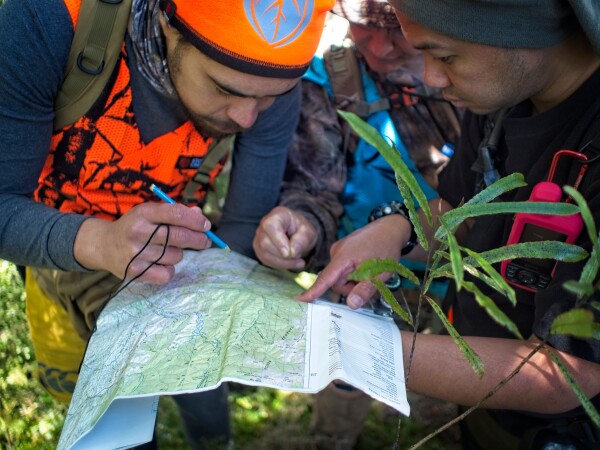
389,0,600,55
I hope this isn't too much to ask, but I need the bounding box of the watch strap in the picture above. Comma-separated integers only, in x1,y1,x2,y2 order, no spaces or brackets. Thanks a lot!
368,201,418,256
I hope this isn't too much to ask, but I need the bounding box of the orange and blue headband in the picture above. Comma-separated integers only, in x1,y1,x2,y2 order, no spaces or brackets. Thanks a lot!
160,0,335,78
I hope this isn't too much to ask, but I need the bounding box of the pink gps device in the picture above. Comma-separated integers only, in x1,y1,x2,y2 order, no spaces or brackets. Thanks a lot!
500,181,583,292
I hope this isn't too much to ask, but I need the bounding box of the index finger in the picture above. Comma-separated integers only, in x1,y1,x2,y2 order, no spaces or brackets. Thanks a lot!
143,203,210,232
296,260,355,302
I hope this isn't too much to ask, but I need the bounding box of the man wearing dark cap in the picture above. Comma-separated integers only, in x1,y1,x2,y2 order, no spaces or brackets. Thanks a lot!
296,0,600,448
0,0,332,447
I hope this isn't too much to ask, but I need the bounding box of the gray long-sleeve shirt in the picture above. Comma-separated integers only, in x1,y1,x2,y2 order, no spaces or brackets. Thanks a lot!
0,0,300,270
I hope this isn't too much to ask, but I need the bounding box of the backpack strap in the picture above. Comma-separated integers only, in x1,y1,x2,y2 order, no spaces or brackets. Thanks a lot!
53,0,133,131
323,44,368,156
323,43,364,108
323,44,415,118
573,96,600,155
181,135,235,206
471,108,508,193
563,97,600,190
582,122,600,157
324,44,390,118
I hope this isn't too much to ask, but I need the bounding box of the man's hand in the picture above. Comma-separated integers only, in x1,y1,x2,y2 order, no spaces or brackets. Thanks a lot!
253,206,318,270
73,203,214,283
297,215,411,308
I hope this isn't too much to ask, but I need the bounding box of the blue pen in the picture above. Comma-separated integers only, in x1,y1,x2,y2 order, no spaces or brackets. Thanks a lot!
149,184,231,252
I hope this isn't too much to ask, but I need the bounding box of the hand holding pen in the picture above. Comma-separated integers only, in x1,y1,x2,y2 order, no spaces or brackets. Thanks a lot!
150,184,231,252
73,190,223,284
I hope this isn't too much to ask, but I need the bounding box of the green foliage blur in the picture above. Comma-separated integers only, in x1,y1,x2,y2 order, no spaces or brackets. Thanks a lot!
0,261,67,449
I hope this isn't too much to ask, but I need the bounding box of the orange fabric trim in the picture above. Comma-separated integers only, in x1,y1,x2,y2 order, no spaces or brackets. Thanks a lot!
63,0,81,28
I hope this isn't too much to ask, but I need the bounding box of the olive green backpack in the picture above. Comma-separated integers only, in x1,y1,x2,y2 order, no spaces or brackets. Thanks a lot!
53,0,133,131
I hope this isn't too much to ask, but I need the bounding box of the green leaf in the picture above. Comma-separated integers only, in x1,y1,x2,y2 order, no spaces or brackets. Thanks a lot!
462,247,517,306
562,280,595,297
581,249,600,285
372,279,413,325
550,309,600,339
563,186,600,293
439,216,463,291
421,252,446,295
437,242,588,272
592,302,600,313
465,173,527,206
395,173,429,252
461,281,524,339
348,258,420,285
564,186,598,248
462,262,483,278
549,351,600,428
436,201,580,240
338,110,433,225
427,269,455,283
578,244,600,289
425,296,485,378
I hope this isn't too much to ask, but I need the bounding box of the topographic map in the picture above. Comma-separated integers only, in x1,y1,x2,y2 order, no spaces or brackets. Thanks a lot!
58,249,407,450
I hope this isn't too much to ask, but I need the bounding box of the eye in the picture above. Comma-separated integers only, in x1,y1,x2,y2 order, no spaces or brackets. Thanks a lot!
215,86,232,99
436,55,454,64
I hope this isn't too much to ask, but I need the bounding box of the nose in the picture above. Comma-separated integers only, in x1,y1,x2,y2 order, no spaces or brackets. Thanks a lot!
366,30,395,59
227,98,263,129
423,55,451,89
227,97,276,129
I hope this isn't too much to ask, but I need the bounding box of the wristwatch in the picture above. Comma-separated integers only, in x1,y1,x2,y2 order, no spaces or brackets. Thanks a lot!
368,201,418,256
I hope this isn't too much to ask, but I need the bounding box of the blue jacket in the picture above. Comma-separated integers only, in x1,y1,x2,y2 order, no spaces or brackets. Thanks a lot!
303,54,439,237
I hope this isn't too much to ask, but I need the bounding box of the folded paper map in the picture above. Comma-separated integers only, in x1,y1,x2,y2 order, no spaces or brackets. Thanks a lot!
58,249,408,450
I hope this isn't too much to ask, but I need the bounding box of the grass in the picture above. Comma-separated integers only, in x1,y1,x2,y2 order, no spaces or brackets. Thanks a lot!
0,260,460,449
0,261,68,450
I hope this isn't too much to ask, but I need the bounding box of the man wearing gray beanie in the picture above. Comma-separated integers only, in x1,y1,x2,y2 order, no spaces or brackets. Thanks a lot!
296,1,600,449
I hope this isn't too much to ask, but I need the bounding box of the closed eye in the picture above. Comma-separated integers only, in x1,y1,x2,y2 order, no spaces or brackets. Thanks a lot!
436,55,454,64
215,86,233,99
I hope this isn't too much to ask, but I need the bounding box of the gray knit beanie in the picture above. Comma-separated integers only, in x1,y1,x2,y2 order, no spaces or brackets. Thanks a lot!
389,0,600,55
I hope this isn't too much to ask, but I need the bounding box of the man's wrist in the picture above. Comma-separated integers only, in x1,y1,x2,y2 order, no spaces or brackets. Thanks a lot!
73,217,107,271
368,201,417,255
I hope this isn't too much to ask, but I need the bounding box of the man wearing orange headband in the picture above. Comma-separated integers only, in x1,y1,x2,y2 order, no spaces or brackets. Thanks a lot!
0,0,333,447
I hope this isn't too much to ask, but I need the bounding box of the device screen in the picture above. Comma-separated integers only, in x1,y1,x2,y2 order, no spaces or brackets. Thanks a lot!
515,223,568,271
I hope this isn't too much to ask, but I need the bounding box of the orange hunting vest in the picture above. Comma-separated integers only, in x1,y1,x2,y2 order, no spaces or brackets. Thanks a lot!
34,0,225,220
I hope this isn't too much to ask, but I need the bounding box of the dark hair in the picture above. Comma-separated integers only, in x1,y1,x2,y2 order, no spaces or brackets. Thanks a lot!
333,0,400,29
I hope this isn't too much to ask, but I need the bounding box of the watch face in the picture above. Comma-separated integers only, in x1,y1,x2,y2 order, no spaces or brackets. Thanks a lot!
368,201,408,222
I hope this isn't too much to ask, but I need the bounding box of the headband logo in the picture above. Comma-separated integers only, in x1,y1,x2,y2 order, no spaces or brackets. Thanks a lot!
244,0,315,47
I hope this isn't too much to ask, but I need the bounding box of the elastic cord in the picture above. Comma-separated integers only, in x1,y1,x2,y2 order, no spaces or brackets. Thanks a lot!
79,223,171,373
93,224,171,327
